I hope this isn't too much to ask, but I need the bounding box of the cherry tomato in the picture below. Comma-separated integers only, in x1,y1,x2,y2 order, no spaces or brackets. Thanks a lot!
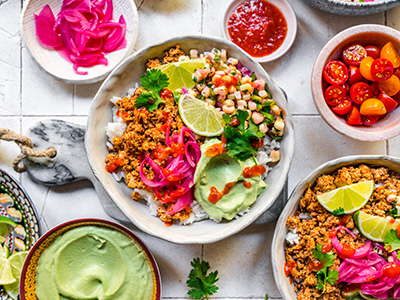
365,45,381,59
324,85,346,106
360,57,375,81
382,263,400,278
350,82,373,104
342,82,350,94
342,44,367,66
349,65,364,85
360,99,387,116
381,42,400,68
394,68,400,78
346,106,362,125
332,96,352,115
378,74,400,96
379,91,398,112
370,81,380,96
361,114,379,126
371,58,394,81
323,60,349,85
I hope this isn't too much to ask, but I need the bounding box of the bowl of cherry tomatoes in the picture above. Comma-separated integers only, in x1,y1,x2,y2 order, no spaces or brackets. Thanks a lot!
312,24,400,141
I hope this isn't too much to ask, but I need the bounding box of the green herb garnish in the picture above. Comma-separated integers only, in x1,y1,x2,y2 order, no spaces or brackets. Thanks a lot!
384,229,400,252
312,244,339,294
332,207,345,217
390,207,400,218
222,110,265,161
134,69,169,112
187,258,219,300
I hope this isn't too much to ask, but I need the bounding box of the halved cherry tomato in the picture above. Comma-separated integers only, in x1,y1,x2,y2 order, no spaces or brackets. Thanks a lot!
361,114,379,126
332,96,352,115
360,99,387,116
379,91,398,112
349,65,364,85
342,44,367,66
381,42,400,68
323,60,349,85
350,82,373,104
342,83,350,94
324,85,346,106
346,107,362,125
365,45,381,59
370,81,380,96
378,74,400,96
360,57,375,81
371,58,394,81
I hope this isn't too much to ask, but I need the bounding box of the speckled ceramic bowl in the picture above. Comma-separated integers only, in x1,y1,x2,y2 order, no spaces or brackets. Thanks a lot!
20,218,161,300
85,35,295,244
271,155,400,300
312,24,400,142
302,0,400,16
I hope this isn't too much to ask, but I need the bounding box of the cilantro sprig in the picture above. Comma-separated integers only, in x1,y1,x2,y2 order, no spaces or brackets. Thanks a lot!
187,258,219,300
332,207,345,217
134,69,169,112
384,229,400,253
312,244,339,293
222,110,265,161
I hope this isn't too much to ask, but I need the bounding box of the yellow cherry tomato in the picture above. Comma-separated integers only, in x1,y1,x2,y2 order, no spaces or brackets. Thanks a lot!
360,98,387,116
360,57,375,81
378,74,400,96
381,42,400,68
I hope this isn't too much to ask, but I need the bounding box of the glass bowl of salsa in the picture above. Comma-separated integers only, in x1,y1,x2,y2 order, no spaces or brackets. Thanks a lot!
222,0,297,63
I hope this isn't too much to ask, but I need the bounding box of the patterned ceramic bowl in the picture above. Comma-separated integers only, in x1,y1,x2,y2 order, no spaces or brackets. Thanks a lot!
19,218,161,300
0,169,40,300
302,0,400,16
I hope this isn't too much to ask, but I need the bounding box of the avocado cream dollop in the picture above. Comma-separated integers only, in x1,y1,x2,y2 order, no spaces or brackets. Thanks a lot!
36,226,153,300
194,139,267,220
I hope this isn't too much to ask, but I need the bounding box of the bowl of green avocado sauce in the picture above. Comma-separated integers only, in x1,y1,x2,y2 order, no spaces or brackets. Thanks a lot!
19,219,161,300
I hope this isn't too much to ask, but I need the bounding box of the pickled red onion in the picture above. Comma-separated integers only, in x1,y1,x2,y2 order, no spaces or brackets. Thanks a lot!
139,127,200,216
34,0,126,75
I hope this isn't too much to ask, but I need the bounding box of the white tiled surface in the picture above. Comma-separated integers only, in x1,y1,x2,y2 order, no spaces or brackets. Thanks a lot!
1,0,400,299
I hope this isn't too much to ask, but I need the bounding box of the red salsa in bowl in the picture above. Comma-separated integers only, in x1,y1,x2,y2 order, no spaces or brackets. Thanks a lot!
223,0,297,62
227,0,287,57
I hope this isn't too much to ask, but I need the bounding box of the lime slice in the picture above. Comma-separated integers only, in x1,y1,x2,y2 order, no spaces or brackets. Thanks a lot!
354,211,400,242
179,94,224,137
0,258,15,285
317,180,374,214
158,58,206,92
4,251,28,299
0,216,16,244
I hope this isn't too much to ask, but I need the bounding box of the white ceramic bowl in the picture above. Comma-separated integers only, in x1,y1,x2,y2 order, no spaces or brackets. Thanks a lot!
271,155,400,300
312,24,400,142
222,0,297,63
20,0,139,84
86,35,295,244
302,0,400,16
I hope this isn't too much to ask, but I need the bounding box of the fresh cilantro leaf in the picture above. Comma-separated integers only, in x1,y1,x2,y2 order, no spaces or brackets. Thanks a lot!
134,69,169,112
332,207,345,216
223,110,265,161
326,269,339,285
384,229,400,252
390,207,399,218
312,244,338,294
187,258,219,300
265,294,269,300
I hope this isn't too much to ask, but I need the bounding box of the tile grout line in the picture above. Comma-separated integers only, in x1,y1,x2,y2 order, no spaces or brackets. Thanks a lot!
20,0,23,125
201,0,204,34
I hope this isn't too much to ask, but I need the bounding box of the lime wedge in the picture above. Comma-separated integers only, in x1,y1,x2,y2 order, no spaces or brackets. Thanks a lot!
4,251,29,299
354,211,400,242
0,216,17,244
0,258,15,285
158,58,206,92
317,180,374,214
179,94,224,137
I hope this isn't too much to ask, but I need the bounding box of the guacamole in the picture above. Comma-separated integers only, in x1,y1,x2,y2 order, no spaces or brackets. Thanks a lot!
36,226,153,300
194,139,267,220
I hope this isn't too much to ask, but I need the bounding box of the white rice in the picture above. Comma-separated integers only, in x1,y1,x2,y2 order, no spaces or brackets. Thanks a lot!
106,83,281,225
